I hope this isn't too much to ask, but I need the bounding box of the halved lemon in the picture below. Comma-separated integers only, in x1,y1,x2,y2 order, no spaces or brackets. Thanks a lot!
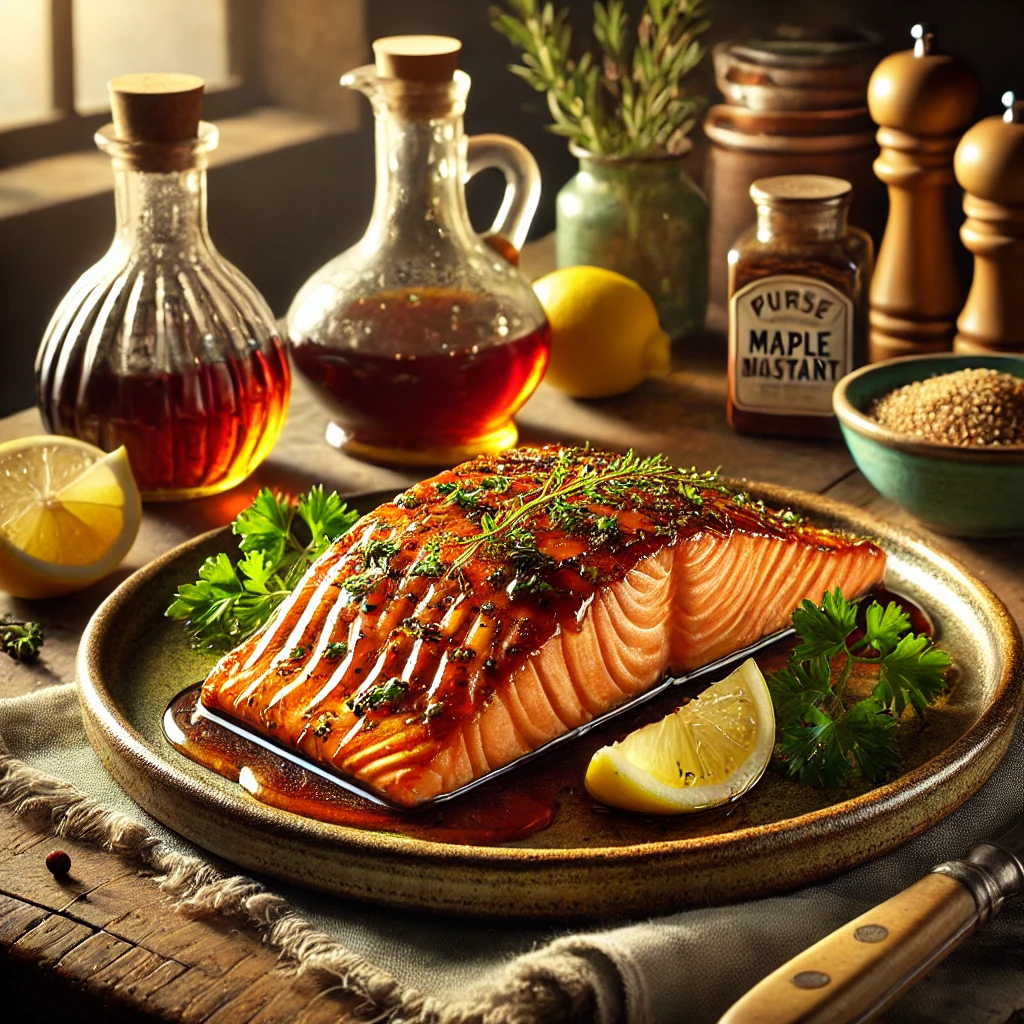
585,659,775,814
0,436,141,599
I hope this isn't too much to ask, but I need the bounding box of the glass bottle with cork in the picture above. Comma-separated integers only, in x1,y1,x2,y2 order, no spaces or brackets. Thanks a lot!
287,36,549,467
36,74,291,500
727,174,872,438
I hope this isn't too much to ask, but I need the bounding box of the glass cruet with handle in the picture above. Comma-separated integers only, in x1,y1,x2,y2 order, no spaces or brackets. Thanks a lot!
287,35,550,467
35,74,291,501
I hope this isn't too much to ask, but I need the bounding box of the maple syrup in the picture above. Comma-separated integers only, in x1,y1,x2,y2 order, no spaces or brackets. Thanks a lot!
165,684,557,845
46,339,291,497
290,290,549,465
35,74,291,501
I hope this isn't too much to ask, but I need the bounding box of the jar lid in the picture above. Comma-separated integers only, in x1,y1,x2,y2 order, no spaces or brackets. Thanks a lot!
714,26,882,113
725,25,881,69
750,174,852,204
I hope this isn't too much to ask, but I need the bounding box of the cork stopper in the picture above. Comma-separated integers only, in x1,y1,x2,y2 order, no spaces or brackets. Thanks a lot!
108,73,205,144
372,36,461,82
867,26,979,136
750,174,852,205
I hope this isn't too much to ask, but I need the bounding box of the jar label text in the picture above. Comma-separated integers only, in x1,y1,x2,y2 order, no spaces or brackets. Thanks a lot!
729,276,853,417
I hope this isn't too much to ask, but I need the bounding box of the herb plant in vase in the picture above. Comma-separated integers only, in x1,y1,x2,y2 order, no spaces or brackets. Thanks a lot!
494,0,711,339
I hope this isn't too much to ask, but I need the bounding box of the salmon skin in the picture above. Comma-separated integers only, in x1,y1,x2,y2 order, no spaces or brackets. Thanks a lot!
199,446,884,808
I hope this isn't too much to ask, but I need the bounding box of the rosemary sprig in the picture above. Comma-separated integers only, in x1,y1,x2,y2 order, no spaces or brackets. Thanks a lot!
492,0,710,157
449,448,719,574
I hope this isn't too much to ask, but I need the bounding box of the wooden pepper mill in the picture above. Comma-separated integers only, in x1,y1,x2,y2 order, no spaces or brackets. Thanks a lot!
866,25,979,361
953,92,1024,354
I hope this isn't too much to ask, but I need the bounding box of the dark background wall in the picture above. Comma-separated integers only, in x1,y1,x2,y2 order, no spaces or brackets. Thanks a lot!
2,0,1021,416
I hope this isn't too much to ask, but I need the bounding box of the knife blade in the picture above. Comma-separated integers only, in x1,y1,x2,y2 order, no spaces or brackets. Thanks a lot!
718,822,1024,1024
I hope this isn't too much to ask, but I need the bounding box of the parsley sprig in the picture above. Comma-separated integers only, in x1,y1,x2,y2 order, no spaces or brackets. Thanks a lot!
768,588,951,788
166,486,359,652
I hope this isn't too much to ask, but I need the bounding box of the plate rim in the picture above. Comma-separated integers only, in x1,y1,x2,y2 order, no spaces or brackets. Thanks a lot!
76,482,1024,873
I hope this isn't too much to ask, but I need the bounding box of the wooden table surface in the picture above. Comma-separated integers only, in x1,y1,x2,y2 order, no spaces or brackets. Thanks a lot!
3,240,1024,1022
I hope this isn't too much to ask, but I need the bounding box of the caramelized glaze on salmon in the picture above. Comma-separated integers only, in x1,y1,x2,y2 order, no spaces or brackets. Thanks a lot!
199,447,884,807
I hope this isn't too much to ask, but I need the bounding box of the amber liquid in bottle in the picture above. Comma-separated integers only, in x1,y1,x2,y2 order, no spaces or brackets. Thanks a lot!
48,340,290,495
290,289,550,464
727,178,872,439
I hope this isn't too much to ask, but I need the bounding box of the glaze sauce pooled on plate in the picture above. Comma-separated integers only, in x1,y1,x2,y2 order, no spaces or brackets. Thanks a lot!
164,586,932,845
165,684,557,844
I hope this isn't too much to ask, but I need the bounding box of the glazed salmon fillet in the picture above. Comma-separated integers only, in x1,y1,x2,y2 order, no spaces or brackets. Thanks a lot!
200,447,884,807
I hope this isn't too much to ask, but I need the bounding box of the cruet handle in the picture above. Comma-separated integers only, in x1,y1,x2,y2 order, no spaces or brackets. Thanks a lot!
466,134,541,254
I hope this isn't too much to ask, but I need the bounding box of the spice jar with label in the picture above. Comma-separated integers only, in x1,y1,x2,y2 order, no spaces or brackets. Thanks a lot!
727,175,872,438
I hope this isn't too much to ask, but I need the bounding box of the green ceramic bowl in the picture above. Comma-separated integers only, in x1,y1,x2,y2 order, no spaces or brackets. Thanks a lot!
833,354,1024,537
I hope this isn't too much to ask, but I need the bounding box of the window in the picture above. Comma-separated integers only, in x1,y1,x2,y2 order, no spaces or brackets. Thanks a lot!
73,0,234,113
0,0,259,169
0,0,51,127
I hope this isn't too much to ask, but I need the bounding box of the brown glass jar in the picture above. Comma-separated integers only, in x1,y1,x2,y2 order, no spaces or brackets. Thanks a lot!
727,175,872,438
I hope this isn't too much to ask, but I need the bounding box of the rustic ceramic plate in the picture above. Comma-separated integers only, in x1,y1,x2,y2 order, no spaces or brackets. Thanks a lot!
77,483,1024,919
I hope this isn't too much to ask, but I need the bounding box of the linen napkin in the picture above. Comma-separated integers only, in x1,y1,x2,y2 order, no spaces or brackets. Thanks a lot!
2,681,1024,1024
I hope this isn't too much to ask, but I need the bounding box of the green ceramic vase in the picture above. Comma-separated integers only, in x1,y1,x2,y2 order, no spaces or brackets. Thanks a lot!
555,144,709,340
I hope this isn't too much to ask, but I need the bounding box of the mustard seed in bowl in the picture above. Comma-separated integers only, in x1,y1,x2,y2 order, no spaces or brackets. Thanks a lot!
868,368,1024,447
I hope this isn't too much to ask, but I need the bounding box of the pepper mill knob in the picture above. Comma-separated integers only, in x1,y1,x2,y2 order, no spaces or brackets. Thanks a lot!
866,26,980,361
911,23,934,57
953,92,1024,354
1004,91,1024,125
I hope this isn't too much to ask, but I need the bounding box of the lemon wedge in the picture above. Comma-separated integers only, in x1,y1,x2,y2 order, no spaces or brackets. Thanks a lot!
585,659,775,814
0,436,141,598
532,266,670,398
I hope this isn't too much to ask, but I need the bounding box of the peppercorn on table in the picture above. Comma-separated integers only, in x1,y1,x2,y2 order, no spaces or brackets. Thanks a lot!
3,240,1024,1024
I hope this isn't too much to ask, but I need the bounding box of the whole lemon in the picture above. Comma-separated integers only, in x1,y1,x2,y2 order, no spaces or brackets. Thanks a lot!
533,266,670,398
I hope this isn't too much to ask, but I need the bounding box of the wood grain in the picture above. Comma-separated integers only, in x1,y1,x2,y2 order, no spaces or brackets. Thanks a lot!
719,873,979,1023
0,879,364,1022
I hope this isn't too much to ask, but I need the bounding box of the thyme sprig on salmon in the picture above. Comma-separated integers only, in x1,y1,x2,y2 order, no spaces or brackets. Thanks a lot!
449,447,725,577
768,588,951,788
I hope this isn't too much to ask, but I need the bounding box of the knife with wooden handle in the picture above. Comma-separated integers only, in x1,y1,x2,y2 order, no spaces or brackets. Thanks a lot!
719,819,1024,1024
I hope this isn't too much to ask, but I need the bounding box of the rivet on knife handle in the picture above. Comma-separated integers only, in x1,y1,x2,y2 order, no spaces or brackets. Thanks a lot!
719,841,1024,1024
